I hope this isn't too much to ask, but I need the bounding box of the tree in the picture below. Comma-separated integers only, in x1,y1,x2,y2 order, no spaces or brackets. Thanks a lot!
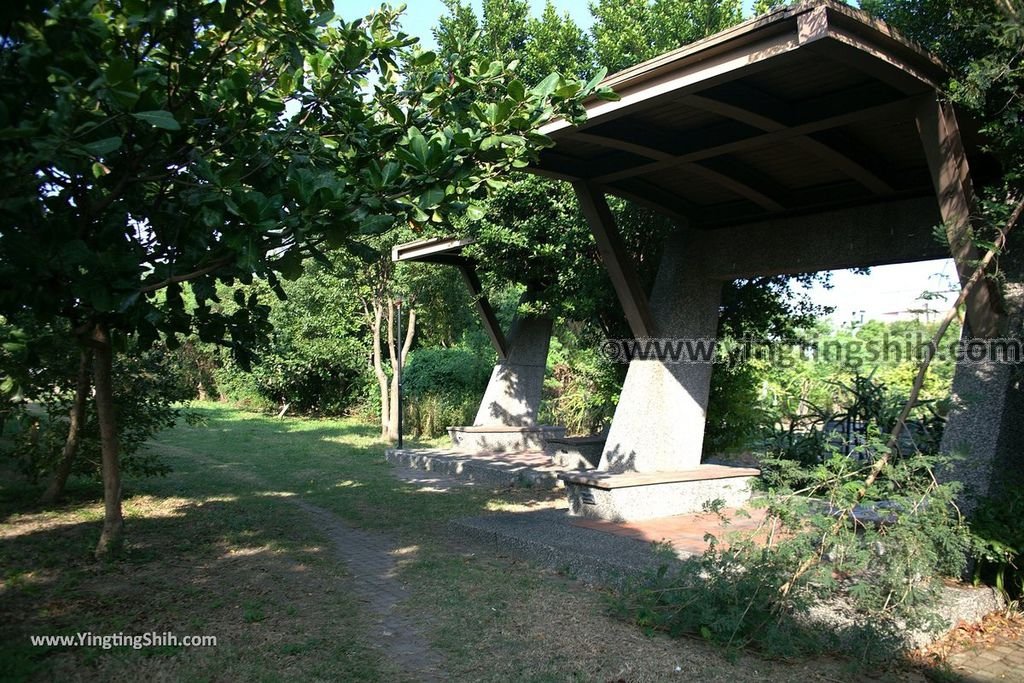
2,318,195,502
0,0,610,555
590,0,743,73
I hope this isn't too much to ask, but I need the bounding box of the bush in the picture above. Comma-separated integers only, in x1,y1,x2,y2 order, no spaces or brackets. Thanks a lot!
211,355,276,413
614,374,970,664
541,340,622,436
185,270,369,415
969,482,1024,600
401,347,492,437
613,433,971,663
758,374,946,471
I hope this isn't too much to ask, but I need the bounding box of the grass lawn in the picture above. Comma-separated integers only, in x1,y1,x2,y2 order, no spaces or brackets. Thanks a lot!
0,402,929,681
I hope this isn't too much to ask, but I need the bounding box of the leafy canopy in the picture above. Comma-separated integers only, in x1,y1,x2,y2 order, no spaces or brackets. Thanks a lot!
0,0,610,362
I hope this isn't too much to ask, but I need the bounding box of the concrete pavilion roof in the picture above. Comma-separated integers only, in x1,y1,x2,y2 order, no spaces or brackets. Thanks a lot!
531,0,988,229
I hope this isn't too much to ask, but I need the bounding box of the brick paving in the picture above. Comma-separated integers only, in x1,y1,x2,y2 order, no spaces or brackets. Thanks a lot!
570,506,772,556
290,500,444,680
947,637,1024,681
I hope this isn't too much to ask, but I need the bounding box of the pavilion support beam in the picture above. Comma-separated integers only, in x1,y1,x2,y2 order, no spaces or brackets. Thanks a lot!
697,196,946,279
915,95,1005,338
472,313,553,428
573,181,656,338
454,261,508,361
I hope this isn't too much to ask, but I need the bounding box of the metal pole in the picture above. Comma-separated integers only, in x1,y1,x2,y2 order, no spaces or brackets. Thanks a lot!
396,298,403,450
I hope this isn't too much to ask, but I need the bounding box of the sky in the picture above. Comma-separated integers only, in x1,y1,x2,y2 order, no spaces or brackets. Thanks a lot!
336,1,956,325
337,2,595,46
807,259,958,326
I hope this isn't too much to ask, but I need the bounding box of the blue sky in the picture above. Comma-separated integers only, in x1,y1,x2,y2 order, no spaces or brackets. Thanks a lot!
337,2,593,46
335,1,956,324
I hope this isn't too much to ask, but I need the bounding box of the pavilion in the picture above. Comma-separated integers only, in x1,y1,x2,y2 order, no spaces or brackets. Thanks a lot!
394,0,1022,521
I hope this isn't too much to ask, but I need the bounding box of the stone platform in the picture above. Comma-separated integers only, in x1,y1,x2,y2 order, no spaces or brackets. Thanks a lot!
385,447,569,489
559,464,760,522
544,433,606,469
447,424,566,452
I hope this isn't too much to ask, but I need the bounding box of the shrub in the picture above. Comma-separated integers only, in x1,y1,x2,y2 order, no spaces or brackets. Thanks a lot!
613,434,970,663
401,347,492,437
969,482,1024,600
541,342,621,436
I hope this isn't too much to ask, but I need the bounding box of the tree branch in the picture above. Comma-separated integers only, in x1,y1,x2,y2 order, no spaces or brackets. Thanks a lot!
138,256,234,294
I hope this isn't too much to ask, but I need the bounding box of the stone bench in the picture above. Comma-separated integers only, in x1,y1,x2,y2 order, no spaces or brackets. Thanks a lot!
559,464,760,522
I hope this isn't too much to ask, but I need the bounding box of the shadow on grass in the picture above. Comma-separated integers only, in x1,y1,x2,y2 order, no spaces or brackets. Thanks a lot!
5,404,974,680
0,486,391,682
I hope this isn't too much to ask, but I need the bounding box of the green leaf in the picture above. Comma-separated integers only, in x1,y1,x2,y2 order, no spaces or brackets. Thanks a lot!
584,67,608,93
532,73,560,99
465,203,486,221
507,79,526,102
417,185,445,210
131,110,180,130
408,129,428,165
413,50,437,67
359,214,395,235
83,137,123,156
105,58,135,86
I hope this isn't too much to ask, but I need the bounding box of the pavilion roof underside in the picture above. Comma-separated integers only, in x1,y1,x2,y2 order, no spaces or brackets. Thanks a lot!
532,0,992,229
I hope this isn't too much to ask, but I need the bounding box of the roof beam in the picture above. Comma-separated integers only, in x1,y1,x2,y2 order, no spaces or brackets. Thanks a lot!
391,237,510,359
685,90,893,194
573,181,656,338
573,132,673,161
607,179,694,225
391,237,475,263
682,161,785,211
575,131,786,211
915,94,1005,338
455,261,509,361
592,97,916,184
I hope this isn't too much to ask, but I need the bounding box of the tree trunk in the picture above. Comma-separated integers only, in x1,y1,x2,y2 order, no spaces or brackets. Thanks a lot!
39,346,92,505
371,301,390,439
387,305,416,441
91,322,124,557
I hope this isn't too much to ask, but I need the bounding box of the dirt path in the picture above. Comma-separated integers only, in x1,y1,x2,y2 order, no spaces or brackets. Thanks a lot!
180,447,446,679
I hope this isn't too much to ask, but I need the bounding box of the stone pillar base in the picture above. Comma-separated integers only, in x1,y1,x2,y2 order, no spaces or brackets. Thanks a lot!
559,465,760,521
448,425,566,453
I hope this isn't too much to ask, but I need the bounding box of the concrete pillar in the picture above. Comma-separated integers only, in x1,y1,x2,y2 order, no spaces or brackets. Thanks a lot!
473,315,553,427
599,236,722,473
940,243,1024,512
